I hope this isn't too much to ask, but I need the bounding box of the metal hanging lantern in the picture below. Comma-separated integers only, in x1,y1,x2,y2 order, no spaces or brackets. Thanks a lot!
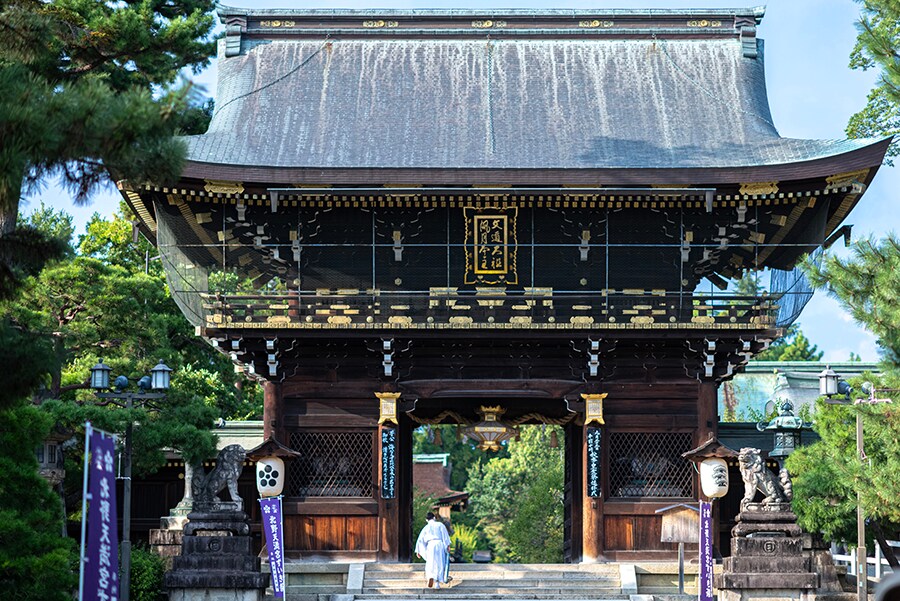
90,359,112,390
818,365,839,396
463,406,518,452
150,360,173,390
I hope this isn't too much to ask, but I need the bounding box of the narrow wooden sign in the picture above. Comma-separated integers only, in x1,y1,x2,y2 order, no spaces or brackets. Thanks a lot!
587,426,601,498
381,428,396,499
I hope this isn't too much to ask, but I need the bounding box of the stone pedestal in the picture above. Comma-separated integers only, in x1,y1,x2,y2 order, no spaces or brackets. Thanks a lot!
716,503,818,601
164,506,268,601
149,498,193,568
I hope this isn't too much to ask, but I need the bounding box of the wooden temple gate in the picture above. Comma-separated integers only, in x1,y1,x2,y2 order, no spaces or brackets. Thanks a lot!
123,6,890,561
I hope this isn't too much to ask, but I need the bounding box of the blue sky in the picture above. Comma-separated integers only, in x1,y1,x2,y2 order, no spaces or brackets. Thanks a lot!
28,0,897,361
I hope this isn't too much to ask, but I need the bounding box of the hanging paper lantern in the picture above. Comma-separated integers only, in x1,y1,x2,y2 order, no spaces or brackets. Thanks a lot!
256,456,285,497
699,457,729,499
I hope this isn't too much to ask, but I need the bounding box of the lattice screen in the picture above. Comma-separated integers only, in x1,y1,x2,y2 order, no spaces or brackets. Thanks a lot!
608,432,694,498
287,431,374,497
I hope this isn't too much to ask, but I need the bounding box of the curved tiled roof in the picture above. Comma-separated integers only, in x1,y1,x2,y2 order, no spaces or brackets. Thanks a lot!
184,9,886,173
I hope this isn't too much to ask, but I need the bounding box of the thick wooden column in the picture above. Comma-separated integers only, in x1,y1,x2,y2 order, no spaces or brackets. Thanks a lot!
262,380,284,442
377,421,398,561
564,422,583,563
697,380,718,446
582,422,603,562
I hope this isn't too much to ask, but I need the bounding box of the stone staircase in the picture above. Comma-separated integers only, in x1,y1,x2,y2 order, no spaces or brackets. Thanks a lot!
357,563,628,600
264,561,709,601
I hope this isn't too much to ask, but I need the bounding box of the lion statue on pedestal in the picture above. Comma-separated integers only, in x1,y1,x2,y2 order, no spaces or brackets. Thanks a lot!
191,444,246,510
738,447,793,508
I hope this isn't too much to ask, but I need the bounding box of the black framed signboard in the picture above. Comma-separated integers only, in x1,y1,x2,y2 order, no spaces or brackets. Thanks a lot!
587,427,601,498
381,428,396,499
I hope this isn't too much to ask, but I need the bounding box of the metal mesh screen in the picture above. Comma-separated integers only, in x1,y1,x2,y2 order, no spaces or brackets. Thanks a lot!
287,431,374,497
608,431,694,498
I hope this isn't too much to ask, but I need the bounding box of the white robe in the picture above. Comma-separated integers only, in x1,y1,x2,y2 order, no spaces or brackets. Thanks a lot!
415,519,451,584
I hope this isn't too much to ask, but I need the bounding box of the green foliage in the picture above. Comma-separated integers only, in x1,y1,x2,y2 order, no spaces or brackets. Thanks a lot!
412,487,438,563
0,404,77,600
465,427,564,562
129,545,166,601
806,236,900,367
21,202,76,255
847,0,900,161
0,0,217,255
786,374,900,546
756,323,823,362
412,425,502,491
504,457,564,563
449,523,483,563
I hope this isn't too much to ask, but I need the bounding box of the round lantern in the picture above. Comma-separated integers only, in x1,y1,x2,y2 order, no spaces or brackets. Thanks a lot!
256,456,285,497
699,457,729,499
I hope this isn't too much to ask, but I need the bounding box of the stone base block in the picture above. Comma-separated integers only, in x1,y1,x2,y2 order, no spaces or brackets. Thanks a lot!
717,572,818,590
168,588,263,601
719,589,817,601
724,557,810,574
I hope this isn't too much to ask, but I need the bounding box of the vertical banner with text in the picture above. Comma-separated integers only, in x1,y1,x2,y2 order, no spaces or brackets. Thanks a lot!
699,500,713,601
79,424,119,601
260,497,285,598
381,427,396,499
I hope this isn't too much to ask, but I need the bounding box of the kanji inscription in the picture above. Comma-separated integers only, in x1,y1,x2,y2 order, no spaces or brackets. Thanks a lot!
464,207,518,284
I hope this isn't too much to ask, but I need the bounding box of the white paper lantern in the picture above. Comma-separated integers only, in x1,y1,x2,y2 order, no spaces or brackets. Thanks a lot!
699,457,729,499
256,456,285,497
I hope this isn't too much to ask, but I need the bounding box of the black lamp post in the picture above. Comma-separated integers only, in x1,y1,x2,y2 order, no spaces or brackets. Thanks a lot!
90,359,171,601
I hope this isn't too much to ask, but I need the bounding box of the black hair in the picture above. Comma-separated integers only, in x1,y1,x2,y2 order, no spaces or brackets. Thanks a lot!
426,512,436,521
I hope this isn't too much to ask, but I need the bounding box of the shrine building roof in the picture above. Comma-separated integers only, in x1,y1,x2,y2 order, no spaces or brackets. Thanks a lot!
180,5,890,182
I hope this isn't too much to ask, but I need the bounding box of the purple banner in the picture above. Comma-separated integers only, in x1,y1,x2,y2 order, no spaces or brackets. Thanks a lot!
81,427,119,601
699,500,713,601
260,497,285,598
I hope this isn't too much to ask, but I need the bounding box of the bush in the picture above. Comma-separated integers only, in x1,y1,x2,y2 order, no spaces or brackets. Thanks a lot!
449,523,483,563
129,545,165,601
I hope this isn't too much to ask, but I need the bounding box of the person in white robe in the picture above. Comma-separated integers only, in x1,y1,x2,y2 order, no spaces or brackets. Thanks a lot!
415,512,451,588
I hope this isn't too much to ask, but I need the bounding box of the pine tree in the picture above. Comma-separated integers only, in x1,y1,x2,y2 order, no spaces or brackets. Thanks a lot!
846,0,900,159
0,0,216,235
806,235,900,366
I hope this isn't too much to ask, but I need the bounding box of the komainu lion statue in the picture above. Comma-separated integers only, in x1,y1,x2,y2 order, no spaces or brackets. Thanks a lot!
191,444,246,508
738,447,793,508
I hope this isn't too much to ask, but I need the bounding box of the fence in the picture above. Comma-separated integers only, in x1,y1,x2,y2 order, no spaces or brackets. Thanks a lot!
832,541,900,582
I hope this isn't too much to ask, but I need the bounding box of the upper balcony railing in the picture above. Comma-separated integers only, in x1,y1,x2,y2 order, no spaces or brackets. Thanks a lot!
198,289,778,331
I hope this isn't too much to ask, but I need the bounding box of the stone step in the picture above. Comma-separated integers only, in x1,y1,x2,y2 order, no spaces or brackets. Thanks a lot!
366,564,619,573
363,573,619,589
360,587,625,597
364,573,621,582
356,588,629,601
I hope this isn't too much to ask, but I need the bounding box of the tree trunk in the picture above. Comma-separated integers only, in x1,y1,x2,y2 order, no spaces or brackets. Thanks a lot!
0,170,24,236
871,519,900,569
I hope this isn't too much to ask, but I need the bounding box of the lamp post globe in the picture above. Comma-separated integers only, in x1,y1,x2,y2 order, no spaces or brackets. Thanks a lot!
90,359,112,390
150,360,173,390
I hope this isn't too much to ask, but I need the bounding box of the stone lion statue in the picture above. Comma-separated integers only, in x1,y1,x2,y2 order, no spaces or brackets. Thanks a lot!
191,444,246,509
738,447,793,508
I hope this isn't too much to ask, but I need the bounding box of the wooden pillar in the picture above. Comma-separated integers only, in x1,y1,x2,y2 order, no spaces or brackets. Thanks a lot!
697,380,718,446
582,422,603,562
377,413,410,561
377,421,398,561
565,422,584,563
262,380,284,442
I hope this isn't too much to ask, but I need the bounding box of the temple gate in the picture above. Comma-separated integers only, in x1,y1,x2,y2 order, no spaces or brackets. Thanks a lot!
122,6,890,561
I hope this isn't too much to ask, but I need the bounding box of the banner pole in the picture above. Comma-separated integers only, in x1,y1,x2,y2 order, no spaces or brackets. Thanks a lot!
78,422,93,601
